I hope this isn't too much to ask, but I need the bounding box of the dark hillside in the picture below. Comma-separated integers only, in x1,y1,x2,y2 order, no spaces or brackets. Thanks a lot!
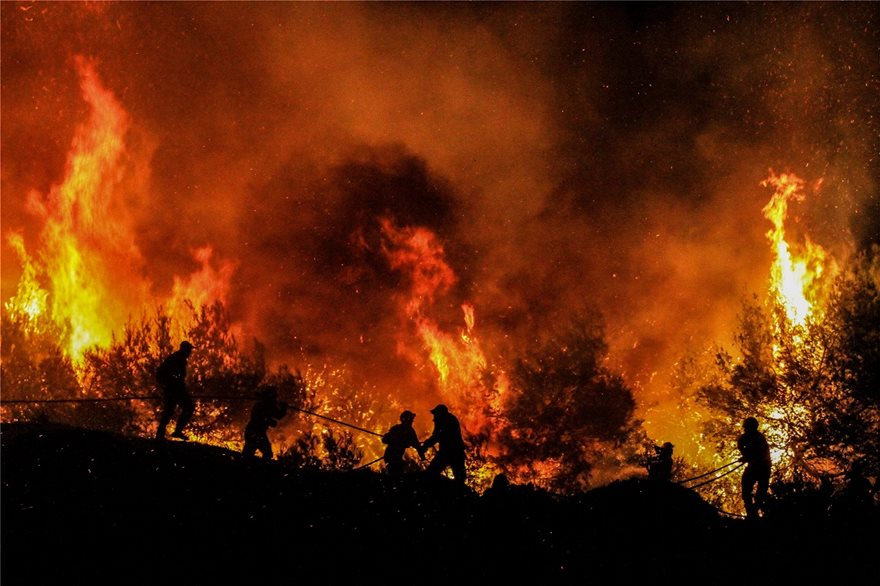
2,423,877,585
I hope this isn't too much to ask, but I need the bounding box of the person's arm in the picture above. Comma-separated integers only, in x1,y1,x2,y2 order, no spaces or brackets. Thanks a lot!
737,436,748,462
422,426,439,449
421,424,440,454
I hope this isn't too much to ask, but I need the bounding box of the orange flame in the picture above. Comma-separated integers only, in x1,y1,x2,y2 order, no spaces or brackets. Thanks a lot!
5,57,235,364
4,233,49,325
380,218,502,434
9,57,151,362
166,246,236,322
761,171,833,327
380,217,456,317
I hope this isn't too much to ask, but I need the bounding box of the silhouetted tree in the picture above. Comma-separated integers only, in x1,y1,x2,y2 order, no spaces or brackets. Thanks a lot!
496,315,642,493
818,248,880,473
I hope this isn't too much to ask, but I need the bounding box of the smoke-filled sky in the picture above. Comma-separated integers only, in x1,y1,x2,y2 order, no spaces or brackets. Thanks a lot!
2,2,878,443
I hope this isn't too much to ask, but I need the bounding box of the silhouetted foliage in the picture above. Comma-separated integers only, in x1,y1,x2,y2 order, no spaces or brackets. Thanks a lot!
278,429,363,471
496,315,642,493
1,298,360,468
1,309,84,423
698,248,880,499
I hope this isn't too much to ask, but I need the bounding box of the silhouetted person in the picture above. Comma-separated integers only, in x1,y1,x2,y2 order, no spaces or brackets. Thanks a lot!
834,461,875,518
420,404,466,484
483,473,512,499
482,473,513,514
381,410,422,476
737,416,772,519
648,442,674,481
155,341,195,441
243,386,288,460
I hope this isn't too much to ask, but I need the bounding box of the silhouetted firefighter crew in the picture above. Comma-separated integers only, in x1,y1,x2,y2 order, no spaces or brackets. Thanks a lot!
155,341,195,441
420,404,466,484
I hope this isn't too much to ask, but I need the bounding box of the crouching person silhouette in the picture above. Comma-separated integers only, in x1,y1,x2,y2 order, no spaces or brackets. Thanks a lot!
381,410,423,476
648,442,675,481
243,386,288,460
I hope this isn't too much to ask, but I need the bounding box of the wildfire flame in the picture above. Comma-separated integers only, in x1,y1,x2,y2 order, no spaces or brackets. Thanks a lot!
4,57,233,365
1,53,854,498
379,218,503,437
4,233,48,324
23,57,149,361
761,171,833,327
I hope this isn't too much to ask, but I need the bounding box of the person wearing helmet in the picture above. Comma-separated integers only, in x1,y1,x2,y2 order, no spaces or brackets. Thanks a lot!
381,409,423,476
648,441,675,481
737,416,772,519
243,386,289,460
155,341,196,441
420,404,466,484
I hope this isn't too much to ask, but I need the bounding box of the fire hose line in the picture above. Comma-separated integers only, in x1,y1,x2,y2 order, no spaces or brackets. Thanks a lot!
677,461,742,485
0,395,385,438
704,500,747,519
352,455,385,471
680,462,749,519
684,461,745,490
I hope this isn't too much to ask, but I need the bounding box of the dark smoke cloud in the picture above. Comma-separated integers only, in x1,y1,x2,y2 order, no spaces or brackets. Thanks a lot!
2,2,877,440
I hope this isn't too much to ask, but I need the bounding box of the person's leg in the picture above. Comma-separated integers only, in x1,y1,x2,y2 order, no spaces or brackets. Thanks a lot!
156,392,175,439
451,456,466,484
386,459,402,476
172,392,195,437
243,425,258,456
755,469,770,513
259,435,273,460
742,467,758,518
426,451,449,476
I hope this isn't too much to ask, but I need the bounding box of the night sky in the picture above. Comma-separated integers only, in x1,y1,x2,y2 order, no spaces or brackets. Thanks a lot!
2,2,878,447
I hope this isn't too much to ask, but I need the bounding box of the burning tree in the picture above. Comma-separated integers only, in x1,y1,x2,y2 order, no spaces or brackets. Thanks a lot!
695,173,879,512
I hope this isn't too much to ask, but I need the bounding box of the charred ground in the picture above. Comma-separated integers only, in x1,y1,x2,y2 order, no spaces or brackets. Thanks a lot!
2,422,877,585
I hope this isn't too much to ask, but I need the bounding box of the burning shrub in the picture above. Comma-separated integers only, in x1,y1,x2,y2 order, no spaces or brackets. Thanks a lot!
278,429,363,471
1,310,80,422
697,247,880,511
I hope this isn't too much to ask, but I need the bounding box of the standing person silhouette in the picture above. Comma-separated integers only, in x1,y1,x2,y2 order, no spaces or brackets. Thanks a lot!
420,404,466,484
737,416,772,519
381,410,422,476
155,341,195,441
242,386,288,460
